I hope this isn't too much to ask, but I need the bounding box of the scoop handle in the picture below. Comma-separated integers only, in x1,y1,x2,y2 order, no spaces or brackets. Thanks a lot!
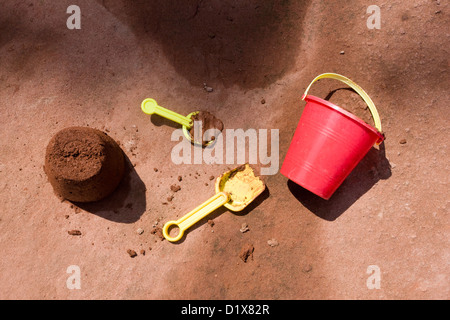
162,192,230,242
141,98,192,128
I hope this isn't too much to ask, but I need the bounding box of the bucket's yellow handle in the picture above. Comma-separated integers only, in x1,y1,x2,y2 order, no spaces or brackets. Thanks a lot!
302,73,383,134
162,192,230,242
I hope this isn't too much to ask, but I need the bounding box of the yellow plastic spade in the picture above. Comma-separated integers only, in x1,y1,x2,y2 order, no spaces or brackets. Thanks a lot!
162,164,266,242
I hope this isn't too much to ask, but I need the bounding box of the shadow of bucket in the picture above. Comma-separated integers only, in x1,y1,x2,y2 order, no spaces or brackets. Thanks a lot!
280,73,385,200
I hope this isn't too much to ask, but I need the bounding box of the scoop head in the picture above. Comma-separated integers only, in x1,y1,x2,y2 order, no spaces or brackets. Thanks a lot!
215,164,265,211
141,98,158,115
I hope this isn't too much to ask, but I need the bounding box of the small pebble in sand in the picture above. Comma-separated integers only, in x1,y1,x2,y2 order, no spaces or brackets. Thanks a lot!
302,264,313,273
399,139,407,144
267,239,279,247
170,184,181,192
240,223,249,233
68,230,82,236
137,228,144,235
239,243,254,263
150,226,165,241
127,249,137,258
203,83,213,92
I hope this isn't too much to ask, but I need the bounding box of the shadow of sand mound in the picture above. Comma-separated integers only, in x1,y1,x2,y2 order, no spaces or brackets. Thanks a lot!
74,154,146,223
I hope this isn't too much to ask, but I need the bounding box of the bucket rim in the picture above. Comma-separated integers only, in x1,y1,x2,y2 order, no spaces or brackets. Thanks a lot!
303,94,385,143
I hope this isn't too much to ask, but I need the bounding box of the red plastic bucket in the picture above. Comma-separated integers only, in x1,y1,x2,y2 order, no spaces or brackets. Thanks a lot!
281,73,385,200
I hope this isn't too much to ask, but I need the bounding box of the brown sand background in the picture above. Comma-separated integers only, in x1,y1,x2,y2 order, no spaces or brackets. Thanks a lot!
0,0,448,299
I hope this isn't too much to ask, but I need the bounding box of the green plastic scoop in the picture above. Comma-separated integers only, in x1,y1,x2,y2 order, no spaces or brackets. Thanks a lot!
141,98,193,129
141,98,219,146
